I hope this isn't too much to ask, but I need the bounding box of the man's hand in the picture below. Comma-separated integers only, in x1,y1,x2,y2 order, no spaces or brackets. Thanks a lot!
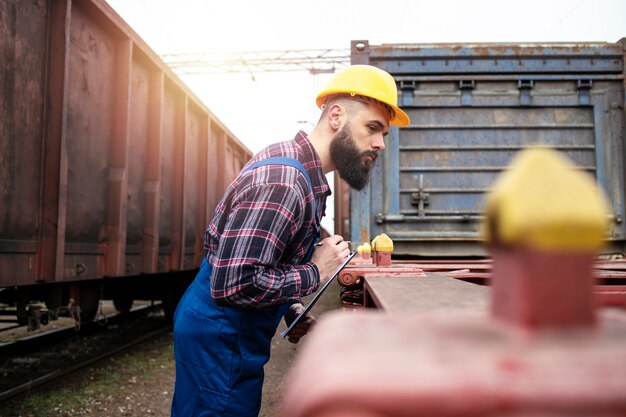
310,234,351,282
284,303,316,344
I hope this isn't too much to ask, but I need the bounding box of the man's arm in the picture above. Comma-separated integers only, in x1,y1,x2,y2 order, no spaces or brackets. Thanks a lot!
209,181,320,308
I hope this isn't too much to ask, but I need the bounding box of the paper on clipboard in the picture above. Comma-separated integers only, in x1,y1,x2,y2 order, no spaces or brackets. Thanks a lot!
281,250,357,338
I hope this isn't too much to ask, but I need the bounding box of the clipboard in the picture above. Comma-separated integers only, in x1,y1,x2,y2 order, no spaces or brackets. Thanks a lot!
281,250,357,338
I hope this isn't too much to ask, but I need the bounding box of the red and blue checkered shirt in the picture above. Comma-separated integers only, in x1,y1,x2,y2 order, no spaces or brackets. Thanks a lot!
204,131,331,308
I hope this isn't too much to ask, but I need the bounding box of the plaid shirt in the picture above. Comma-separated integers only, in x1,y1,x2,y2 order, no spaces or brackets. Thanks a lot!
204,131,331,308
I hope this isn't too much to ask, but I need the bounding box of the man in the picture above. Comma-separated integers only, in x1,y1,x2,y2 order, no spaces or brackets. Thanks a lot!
171,65,410,417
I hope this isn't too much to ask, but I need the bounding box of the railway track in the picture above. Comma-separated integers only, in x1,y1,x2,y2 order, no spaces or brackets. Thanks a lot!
0,304,170,404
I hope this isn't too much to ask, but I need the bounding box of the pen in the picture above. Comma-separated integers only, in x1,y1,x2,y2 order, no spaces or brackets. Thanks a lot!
315,240,351,247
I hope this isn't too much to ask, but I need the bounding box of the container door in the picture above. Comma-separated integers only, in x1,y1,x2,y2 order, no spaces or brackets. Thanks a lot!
351,41,625,256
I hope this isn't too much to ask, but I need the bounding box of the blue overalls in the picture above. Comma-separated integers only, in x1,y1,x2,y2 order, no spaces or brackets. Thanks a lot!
171,157,319,417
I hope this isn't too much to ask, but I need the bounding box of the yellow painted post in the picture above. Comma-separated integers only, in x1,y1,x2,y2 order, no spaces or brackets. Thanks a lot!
371,233,394,267
483,147,609,328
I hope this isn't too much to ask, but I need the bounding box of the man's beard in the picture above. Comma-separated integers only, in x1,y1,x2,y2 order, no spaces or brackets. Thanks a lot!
330,124,378,191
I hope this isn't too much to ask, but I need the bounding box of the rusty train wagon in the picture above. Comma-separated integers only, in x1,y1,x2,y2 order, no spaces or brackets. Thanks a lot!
335,39,626,257
0,0,252,324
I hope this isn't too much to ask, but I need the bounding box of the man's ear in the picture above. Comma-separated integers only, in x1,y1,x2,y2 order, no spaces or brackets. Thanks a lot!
327,103,343,131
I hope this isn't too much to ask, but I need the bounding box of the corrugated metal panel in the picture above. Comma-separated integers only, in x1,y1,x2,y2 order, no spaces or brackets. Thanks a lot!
349,40,626,256
0,0,49,283
0,0,252,287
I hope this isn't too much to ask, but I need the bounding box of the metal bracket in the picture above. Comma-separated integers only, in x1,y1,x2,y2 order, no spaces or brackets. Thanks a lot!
400,80,417,107
518,80,534,106
351,40,370,65
459,80,475,90
459,80,475,106
411,190,430,213
411,174,430,216
375,213,405,224
400,80,417,90
577,79,593,105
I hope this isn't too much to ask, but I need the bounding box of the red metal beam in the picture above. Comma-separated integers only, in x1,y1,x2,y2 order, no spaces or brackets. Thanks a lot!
141,70,163,273
38,0,71,282
193,113,209,267
169,95,187,271
105,38,132,277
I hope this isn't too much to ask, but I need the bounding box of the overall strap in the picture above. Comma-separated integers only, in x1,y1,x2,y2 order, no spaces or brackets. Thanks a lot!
243,157,314,193
243,157,320,263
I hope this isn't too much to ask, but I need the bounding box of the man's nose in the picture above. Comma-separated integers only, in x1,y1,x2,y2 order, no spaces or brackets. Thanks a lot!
372,133,385,151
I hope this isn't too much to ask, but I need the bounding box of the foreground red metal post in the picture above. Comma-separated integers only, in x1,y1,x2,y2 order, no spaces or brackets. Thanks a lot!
279,148,626,417
371,234,393,267
485,148,609,329
356,242,372,261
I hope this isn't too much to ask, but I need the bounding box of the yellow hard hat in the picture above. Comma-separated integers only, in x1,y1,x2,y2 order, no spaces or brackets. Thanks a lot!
316,65,410,127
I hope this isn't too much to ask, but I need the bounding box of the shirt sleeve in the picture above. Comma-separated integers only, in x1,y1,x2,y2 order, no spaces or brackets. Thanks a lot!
208,180,320,308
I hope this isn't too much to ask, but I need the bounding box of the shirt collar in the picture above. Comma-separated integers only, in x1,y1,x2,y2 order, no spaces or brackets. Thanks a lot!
294,131,331,197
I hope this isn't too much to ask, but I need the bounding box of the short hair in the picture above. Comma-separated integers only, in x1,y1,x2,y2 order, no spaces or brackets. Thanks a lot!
318,94,395,121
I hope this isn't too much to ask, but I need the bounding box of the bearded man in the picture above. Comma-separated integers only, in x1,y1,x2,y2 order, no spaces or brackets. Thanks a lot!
171,65,410,417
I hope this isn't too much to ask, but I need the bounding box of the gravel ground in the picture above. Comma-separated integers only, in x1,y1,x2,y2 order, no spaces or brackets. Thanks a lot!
2,281,343,417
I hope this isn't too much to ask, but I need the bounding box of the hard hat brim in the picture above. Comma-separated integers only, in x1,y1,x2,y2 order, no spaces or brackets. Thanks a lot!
389,105,410,127
316,92,411,127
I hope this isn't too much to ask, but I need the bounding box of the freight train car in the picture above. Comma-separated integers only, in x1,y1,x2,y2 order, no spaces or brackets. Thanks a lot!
335,39,626,257
0,0,252,325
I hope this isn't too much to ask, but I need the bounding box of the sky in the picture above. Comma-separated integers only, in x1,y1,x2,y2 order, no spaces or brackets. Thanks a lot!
104,0,625,232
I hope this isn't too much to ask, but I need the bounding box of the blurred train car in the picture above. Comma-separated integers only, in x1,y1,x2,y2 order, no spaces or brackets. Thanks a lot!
0,0,252,324
335,39,626,257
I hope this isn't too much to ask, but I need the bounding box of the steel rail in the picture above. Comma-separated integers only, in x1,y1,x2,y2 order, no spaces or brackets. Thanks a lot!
0,303,168,403
0,326,169,403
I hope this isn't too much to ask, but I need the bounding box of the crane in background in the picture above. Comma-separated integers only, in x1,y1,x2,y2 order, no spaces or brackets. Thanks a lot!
160,47,351,237
160,48,350,75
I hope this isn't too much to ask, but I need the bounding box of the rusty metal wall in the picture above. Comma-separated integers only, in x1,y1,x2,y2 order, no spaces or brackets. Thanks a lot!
125,54,151,274
0,0,48,283
64,3,114,279
337,39,626,257
0,0,252,287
